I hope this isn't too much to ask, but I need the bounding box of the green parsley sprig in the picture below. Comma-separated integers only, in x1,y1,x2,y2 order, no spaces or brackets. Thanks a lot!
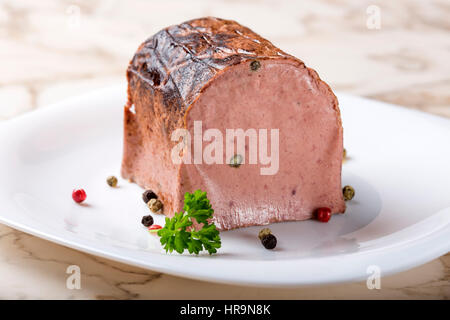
157,190,221,255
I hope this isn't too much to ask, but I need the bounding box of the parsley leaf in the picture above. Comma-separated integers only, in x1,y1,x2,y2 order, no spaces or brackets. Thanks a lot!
157,190,221,255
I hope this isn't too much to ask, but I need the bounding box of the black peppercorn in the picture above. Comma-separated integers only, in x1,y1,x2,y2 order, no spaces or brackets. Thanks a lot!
250,60,261,71
261,234,277,250
141,215,154,227
142,190,158,203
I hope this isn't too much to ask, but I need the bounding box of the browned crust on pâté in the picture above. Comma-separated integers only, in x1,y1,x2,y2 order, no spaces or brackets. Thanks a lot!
122,17,343,213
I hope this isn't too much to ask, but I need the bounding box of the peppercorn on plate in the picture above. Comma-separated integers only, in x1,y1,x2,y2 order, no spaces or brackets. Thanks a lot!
0,85,448,286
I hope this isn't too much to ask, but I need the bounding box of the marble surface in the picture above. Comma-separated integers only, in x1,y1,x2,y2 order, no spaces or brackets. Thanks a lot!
0,0,449,299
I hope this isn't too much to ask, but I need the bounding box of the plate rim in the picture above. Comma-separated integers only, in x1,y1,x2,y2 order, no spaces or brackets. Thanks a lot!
0,85,449,287
0,209,448,287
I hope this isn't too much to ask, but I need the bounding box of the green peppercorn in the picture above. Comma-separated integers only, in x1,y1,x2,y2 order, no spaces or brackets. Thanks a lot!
258,228,272,240
343,185,355,201
343,148,347,161
106,176,118,187
250,60,261,71
261,234,277,249
148,198,163,213
229,154,243,168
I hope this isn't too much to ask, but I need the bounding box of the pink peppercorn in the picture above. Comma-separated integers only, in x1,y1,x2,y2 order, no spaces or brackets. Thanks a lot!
72,189,87,203
316,207,331,222
148,224,162,233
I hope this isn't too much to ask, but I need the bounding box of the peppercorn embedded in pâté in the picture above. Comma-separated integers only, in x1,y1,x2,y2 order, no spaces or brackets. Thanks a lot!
250,60,261,71
229,154,243,168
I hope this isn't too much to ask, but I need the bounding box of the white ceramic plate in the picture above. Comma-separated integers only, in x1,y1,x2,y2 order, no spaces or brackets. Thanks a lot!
0,84,449,287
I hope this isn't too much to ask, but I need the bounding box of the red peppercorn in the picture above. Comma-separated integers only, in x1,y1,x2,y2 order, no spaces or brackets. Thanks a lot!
316,207,331,222
148,224,162,233
72,189,87,203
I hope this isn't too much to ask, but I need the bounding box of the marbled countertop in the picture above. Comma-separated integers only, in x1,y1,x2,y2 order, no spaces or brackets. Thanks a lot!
0,0,449,299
